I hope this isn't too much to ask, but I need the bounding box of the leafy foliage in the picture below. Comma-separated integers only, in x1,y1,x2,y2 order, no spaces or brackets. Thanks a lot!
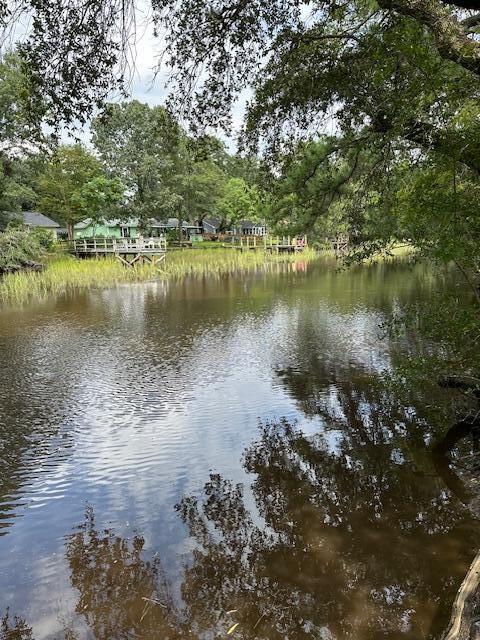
1,1,134,129
0,227,44,273
0,50,47,148
150,0,480,293
37,145,102,237
92,101,183,222
217,177,261,229
0,50,49,227
70,176,125,229
92,102,231,232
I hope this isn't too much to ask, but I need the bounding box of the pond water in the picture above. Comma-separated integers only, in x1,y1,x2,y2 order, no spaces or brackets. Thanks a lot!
0,257,478,639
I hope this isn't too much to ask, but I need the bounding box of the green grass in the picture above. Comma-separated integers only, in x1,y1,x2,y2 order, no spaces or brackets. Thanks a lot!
0,248,318,305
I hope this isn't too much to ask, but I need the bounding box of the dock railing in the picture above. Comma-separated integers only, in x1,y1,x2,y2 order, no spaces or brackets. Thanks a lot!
264,235,308,253
232,235,308,252
71,237,167,255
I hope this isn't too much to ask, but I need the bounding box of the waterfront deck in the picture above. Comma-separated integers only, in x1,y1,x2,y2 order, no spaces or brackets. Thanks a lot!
70,237,167,268
264,235,308,253
231,235,308,252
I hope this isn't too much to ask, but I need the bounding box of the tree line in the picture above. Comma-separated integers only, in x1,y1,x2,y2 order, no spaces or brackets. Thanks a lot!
0,54,264,240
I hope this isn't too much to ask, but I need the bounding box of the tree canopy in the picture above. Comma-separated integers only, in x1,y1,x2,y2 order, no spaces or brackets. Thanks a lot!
91,101,230,235
37,145,102,237
217,177,262,230
1,1,478,133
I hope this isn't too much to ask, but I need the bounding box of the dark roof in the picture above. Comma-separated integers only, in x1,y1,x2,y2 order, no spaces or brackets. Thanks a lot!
22,211,60,228
203,218,221,231
238,220,266,229
157,218,201,229
75,218,139,229
75,217,202,230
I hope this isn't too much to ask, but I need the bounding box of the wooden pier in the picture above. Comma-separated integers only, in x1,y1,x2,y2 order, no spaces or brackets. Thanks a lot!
264,235,308,253
332,235,349,257
231,235,308,253
70,237,167,268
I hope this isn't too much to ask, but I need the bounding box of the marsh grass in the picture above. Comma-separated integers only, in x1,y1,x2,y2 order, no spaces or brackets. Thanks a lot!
0,248,318,304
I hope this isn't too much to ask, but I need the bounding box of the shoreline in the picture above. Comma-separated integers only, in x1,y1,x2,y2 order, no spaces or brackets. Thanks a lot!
0,248,319,305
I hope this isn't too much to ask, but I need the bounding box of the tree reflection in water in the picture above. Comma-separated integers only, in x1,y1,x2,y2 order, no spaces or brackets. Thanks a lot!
177,417,478,640
63,506,188,639
3,381,480,639
174,371,480,639
0,610,33,640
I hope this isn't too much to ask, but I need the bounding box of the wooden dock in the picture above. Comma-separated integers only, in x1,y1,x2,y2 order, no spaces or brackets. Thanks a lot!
264,235,308,253
70,237,167,268
231,235,308,253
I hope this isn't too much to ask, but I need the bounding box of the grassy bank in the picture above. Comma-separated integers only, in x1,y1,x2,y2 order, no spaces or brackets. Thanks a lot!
0,248,317,304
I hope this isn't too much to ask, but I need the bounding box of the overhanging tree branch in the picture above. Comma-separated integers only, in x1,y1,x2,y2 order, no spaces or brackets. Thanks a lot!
462,13,480,31
377,0,480,76
441,0,480,9
402,120,480,174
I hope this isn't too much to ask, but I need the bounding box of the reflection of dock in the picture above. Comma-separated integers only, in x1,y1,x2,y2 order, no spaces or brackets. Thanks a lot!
70,238,167,268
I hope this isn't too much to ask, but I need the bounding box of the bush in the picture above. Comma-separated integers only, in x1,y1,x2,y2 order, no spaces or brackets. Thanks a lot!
30,228,56,251
166,228,178,242
0,227,45,273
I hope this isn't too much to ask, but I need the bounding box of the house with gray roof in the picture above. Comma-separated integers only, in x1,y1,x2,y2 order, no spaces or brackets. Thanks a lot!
4,211,61,237
203,218,222,234
74,217,202,240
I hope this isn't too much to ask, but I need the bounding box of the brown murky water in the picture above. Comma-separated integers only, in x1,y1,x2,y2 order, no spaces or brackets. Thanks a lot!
0,257,478,639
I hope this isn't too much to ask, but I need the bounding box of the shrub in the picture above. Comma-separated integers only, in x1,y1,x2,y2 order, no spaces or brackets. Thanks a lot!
0,227,45,273
166,228,178,242
30,228,56,251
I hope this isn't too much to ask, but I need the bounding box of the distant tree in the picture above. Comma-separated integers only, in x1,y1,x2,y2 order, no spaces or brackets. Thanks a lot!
38,145,102,238
176,161,226,234
227,154,262,186
163,139,227,240
0,50,49,228
0,165,37,218
93,104,228,240
192,135,231,171
91,101,179,223
71,176,125,236
216,177,261,231
0,155,47,223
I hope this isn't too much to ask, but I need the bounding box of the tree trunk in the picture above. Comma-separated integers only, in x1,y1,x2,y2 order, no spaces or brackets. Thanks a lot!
177,216,183,246
443,551,480,640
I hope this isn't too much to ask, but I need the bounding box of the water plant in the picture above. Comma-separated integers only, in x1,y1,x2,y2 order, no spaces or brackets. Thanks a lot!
0,248,317,305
